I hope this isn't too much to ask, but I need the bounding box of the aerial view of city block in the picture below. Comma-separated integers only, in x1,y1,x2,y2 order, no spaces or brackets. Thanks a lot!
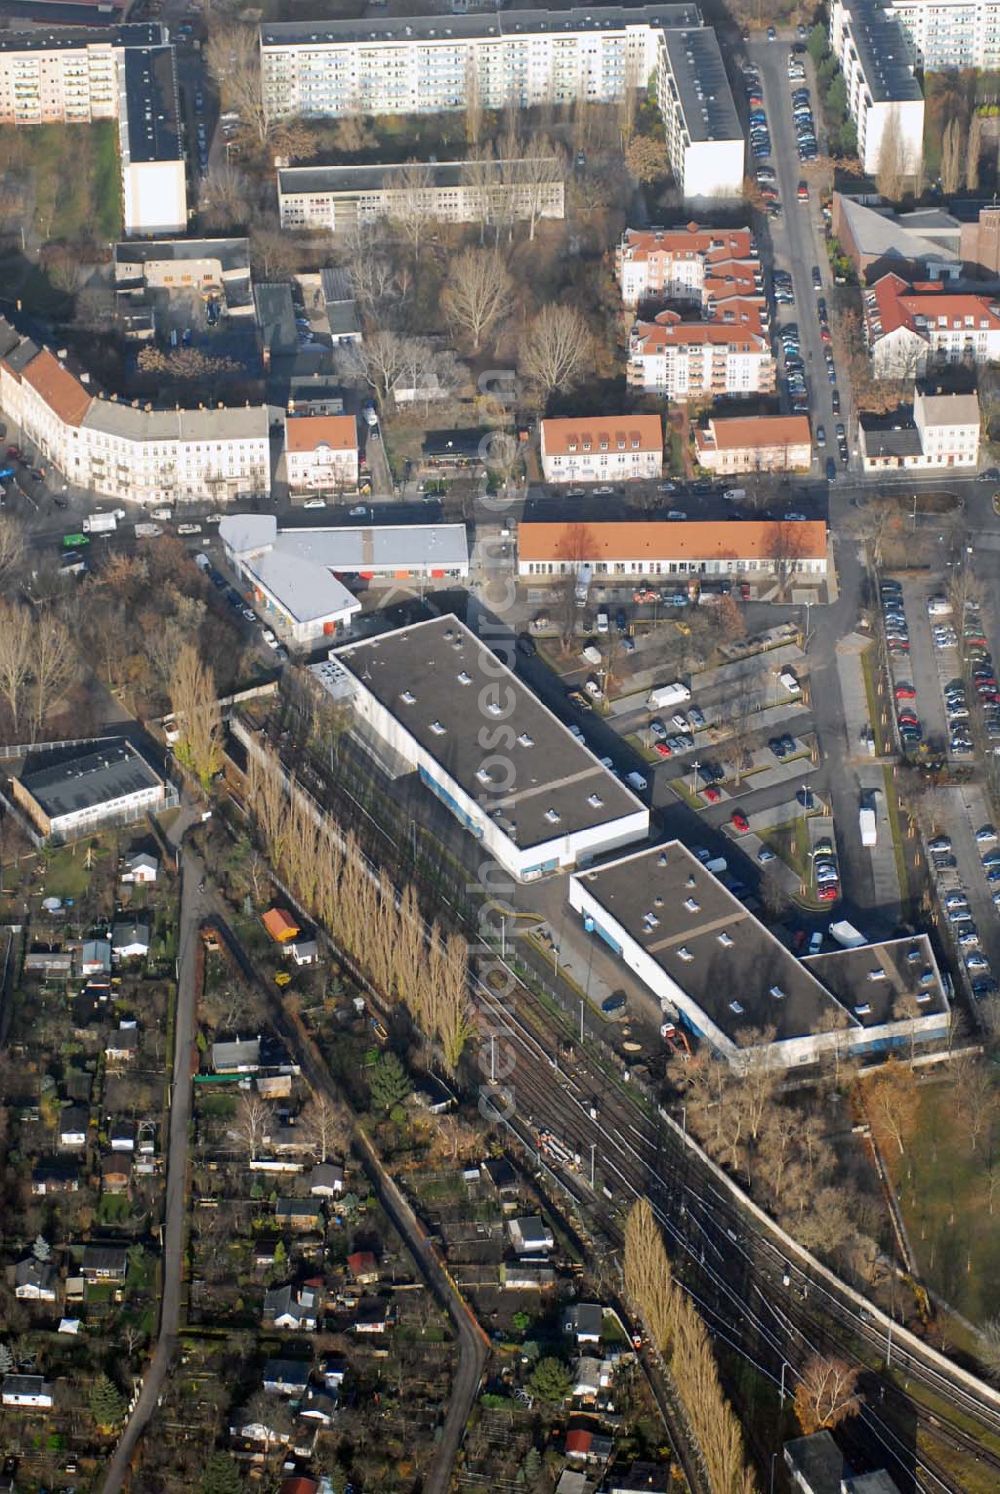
6,0,1000,1491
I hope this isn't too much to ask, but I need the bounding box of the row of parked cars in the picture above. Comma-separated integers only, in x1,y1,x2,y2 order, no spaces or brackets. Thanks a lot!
811,833,840,903
789,76,818,162
743,63,772,164
880,580,924,749
778,321,808,416
931,830,999,997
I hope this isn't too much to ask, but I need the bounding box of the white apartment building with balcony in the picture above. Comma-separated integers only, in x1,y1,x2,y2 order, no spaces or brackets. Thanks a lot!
0,24,162,126
615,224,758,308
0,322,270,507
829,0,925,176
628,302,774,398
261,7,744,203
888,0,1000,71
864,272,1000,377
278,158,565,233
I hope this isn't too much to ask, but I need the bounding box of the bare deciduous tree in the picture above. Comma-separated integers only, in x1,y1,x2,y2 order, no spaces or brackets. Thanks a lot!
389,160,437,259
28,612,77,742
793,1354,862,1434
520,303,594,404
334,328,413,408
169,643,222,790
204,24,269,144
876,106,908,201
0,515,24,586
299,1091,350,1163
442,248,513,353
0,600,32,738
235,1090,268,1160
864,1059,919,1156
940,114,964,196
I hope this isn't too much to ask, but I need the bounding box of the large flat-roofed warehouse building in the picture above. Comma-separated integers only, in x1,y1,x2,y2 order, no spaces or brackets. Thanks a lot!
7,739,169,845
570,842,949,1069
219,513,470,644
332,615,650,881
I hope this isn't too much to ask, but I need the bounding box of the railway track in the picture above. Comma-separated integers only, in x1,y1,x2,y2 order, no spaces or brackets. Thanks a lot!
244,711,1000,1490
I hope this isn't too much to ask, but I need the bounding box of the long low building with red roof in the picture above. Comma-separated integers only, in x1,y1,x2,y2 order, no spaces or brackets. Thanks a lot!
539,415,662,484
516,519,828,580
865,272,1000,379
615,222,760,308
694,414,812,475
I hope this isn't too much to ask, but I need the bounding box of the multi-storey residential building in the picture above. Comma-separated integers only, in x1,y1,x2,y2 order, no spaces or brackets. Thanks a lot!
261,7,744,203
277,159,565,233
0,321,270,505
829,0,924,177
860,390,981,469
694,415,812,474
118,43,187,236
0,24,160,125
628,300,774,398
285,414,359,493
656,27,744,201
615,224,758,308
889,0,1000,71
540,415,662,483
863,272,1000,376
0,25,186,238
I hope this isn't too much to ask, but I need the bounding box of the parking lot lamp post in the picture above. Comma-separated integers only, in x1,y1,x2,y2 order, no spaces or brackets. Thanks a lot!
690,759,700,795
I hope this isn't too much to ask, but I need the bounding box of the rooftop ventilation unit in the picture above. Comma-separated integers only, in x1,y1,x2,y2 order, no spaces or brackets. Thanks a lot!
544,808,561,824
684,897,700,913
717,931,733,947
429,720,446,736
678,946,694,962
399,690,416,705
769,985,786,1000
517,732,534,748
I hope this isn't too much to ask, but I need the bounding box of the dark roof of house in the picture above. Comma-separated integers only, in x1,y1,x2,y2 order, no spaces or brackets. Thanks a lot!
114,237,249,273
859,411,922,459
783,1431,848,1493
255,282,298,354
82,1244,127,1272
19,739,162,823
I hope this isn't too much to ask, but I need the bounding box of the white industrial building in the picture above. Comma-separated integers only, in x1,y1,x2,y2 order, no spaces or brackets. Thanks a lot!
278,159,565,234
570,842,950,1071
261,7,743,204
331,615,650,882
830,0,925,177
219,514,472,644
7,740,169,846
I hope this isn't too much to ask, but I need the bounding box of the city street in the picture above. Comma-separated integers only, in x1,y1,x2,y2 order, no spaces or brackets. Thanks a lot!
748,37,846,452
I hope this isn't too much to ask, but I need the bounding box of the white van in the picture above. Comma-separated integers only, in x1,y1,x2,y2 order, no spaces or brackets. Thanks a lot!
627,771,648,792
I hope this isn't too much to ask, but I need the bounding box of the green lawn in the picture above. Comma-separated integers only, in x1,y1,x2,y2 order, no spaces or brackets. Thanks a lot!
0,119,121,245
887,1081,1000,1324
41,842,101,900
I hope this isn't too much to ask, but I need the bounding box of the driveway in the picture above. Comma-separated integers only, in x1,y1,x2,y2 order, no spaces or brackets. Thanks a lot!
101,803,205,1493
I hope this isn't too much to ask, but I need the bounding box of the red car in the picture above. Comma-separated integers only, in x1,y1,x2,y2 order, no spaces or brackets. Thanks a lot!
898,710,919,726
894,683,916,700
818,884,840,902
655,742,672,758
703,785,722,803
731,810,749,833
739,582,752,601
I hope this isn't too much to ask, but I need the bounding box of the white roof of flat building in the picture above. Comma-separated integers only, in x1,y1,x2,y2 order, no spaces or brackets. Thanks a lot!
219,513,469,573
251,547,360,626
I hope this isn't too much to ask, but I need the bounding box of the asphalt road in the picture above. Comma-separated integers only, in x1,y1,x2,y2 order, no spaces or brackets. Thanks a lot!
101,803,203,1494
748,37,843,453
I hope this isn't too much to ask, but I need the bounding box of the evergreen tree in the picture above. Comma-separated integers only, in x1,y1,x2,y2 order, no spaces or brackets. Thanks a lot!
200,1452,244,1494
528,1356,573,1403
89,1374,126,1431
31,1235,51,1263
0,1344,12,1375
368,1051,411,1112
